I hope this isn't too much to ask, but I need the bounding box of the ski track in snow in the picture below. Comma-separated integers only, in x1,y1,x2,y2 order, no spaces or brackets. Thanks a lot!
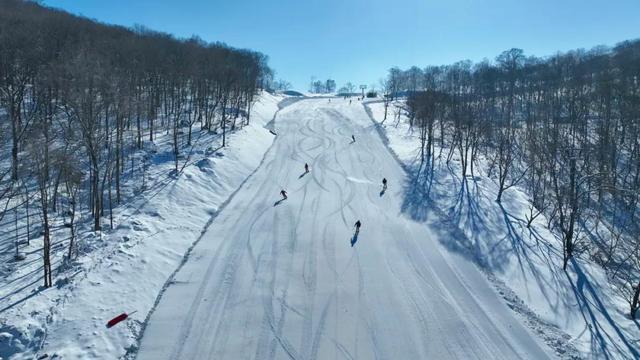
135,98,554,360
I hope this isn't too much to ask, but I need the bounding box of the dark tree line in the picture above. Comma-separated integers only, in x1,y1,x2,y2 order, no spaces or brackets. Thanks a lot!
392,41,640,318
0,0,271,287
310,78,336,94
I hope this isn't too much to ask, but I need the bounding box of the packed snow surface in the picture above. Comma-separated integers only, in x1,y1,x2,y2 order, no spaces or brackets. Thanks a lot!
136,99,552,359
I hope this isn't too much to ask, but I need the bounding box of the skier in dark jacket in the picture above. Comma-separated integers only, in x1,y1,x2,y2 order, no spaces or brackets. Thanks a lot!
351,135,356,143
304,163,309,173
354,220,362,235
280,189,287,200
382,178,387,190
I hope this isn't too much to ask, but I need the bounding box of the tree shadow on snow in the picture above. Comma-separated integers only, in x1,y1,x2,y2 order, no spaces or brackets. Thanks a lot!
399,154,640,359
565,259,640,359
350,232,359,247
0,276,44,314
399,164,481,266
487,191,637,359
399,167,432,222
494,204,575,312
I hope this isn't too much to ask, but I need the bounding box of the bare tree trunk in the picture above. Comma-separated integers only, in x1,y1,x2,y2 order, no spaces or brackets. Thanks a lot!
173,119,179,172
631,281,640,319
116,115,122,204
41,186,52,288
67,190,77,259
221,98,228,147
109,170,114,229
9,99,23,181
93,162,101,231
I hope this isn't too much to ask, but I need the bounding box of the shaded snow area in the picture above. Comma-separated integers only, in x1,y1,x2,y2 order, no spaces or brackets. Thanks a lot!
135,98,551,359
365,99,640,359
0,93,285,359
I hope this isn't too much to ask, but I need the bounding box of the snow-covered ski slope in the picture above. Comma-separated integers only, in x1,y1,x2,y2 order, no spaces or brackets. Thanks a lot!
136,98,553,359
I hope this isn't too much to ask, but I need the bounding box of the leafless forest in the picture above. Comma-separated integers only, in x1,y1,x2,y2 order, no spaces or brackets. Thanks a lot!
384,43,640,318
0,0,271,288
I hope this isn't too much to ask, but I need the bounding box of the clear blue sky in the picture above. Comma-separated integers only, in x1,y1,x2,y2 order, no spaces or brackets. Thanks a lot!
44,0,639,91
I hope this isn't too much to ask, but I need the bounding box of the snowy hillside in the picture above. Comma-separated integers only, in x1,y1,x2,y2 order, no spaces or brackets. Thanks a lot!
0,92,286,359
3,1,639,360
365,99,640,359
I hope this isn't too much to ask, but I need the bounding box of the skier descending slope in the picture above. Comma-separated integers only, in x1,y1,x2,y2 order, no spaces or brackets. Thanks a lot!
380,178,388,197
354,219,362,235
280,189,287,199
304,163,309,173
351,220,362,247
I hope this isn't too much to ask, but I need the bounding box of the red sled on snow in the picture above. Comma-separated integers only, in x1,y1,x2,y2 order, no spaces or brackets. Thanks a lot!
106,311,136,328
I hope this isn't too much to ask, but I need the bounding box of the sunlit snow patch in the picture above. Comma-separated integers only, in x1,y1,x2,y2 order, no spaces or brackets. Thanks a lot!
346,176,371,184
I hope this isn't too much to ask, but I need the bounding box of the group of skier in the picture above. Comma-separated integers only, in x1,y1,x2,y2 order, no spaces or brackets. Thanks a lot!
278,157,389,244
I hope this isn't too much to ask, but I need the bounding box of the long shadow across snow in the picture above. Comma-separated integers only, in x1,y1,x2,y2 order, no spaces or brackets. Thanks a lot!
396,156,637,359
